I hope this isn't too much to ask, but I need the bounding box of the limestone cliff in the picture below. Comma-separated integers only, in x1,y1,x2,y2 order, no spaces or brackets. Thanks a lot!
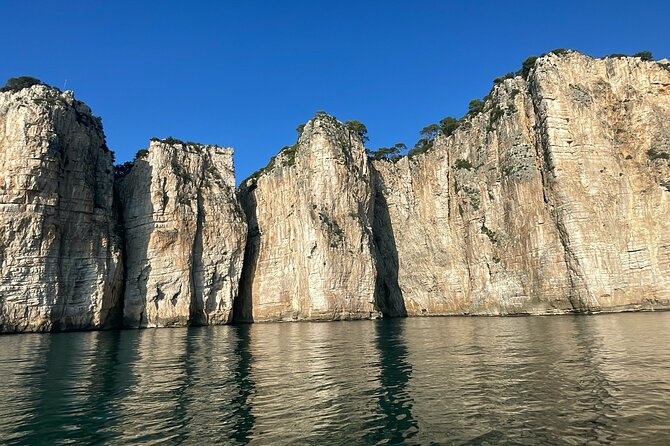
0,84,123,332
118,139,246,328
373,52,670,315
1,51,668,332
237,114,387,321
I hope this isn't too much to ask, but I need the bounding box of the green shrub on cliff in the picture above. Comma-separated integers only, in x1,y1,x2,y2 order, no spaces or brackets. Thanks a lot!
368,143,407,161
633,51,653,61
647,148,670,160
454,159,473,170
439,117,460,137
516,56,538,79
345,119,369,143
467,99,485,116
1,76,44,92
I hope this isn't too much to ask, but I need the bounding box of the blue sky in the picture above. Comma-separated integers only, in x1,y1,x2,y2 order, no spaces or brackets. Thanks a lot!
2,0,669,182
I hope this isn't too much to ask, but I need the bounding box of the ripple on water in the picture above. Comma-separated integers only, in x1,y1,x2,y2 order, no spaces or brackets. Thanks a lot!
0,313,670,445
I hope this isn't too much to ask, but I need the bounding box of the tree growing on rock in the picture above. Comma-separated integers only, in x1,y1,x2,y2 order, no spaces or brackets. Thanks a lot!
368,143,407,161
1,76,44,92
345,119,369,143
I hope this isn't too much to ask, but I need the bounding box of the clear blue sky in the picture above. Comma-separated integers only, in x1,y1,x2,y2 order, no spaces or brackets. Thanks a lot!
2,0,669,182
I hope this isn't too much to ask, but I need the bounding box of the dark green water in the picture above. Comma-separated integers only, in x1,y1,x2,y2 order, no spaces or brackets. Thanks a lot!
1,313,669,445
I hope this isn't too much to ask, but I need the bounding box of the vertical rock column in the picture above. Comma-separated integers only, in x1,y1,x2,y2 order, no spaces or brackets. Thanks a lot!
118,139,247,328
0,85,123,332
531,52,670,309
238,114,389,321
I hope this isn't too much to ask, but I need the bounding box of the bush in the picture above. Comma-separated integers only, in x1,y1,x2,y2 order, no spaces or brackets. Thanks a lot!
419,123,441,140
345,119,369,142
454,158,473,170
1,76,44,92
481,223,498,244
516,56,538,79
633,51,653,61
647,148,670,160
439,117,460,137
604,53,628,59
487,105,505,132
296,123,305,136
161,136,187,146
280,144,298,166
135,149,149,160
369,143,406,161
549,48,570,56
493,72,514,84
408,138,433,158
467,99,485,116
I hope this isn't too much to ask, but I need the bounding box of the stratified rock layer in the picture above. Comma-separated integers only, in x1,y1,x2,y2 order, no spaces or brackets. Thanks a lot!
119,140,246,327
373,52,670,315
237,115,390,321
0,85,123,332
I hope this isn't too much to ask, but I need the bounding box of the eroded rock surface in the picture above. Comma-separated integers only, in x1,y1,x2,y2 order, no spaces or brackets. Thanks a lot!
118,140,246,327
373,52,670,315
2,52,669,332
237,115,393,321
0,85,123,332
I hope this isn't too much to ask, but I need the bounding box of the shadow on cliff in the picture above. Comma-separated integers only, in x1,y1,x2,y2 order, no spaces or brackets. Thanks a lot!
233,185,258,323
371,166,407,318
115,160,154,329
49,137,127,332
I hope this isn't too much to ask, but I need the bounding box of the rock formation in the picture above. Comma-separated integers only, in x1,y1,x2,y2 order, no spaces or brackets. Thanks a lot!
1,51,669,332
237,114,391,322
373,52,670,314
0,84,123,332
118,139,246,328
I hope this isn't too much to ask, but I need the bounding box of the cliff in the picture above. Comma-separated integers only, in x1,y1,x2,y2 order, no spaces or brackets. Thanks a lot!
0,85,123,332
373,52,670,314
1,51,669,332
118,139,247,327
237,114,392,321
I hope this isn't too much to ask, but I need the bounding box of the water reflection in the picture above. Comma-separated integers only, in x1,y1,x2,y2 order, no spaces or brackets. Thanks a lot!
230,325,255,445
0,313,669,445
365,319,417,444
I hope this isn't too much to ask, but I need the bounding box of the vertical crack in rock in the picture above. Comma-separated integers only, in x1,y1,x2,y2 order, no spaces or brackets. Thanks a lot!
119,140,246,328
234,186,258,323
370,165,406,317
188,171,206,326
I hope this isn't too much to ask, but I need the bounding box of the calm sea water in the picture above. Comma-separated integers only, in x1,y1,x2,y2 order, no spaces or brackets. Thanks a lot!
1,313,669,445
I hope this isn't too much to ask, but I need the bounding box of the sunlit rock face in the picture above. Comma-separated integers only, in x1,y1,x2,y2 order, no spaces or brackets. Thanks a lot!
237,114,402,322
2,52,669,332
118,140,247,328
373,52,670,315
0,85,123,332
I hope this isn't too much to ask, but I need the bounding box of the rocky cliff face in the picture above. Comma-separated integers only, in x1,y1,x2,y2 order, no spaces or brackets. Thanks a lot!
0,85,123,332
373,52,670,315
118,140,246,328
237,114,390,321
1,52,668,332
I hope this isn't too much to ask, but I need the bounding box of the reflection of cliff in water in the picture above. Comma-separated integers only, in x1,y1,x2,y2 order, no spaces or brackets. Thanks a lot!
229,324,256,444
566,317,621,444
365,319,418,444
